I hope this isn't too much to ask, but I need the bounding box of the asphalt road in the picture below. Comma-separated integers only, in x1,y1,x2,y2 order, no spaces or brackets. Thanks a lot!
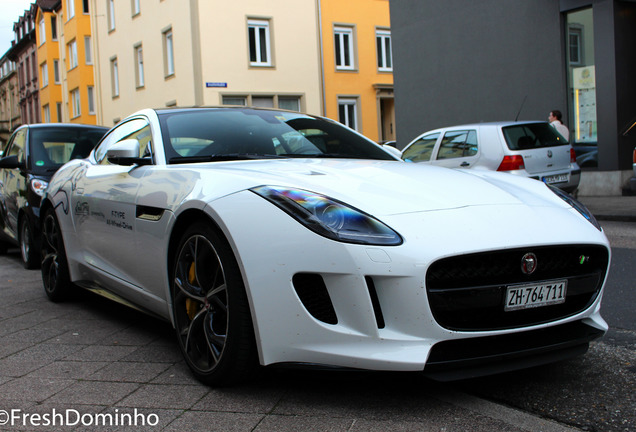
0,221,633,431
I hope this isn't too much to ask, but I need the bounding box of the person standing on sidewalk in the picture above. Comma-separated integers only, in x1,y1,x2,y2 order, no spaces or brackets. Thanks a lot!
549,110,570,141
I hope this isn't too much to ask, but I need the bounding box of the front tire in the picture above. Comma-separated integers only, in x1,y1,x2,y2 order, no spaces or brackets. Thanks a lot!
172,222,256,386
41,208,72,302
20,218,39,269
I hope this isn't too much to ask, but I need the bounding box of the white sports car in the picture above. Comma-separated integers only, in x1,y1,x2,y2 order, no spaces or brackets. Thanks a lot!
41,107,610,386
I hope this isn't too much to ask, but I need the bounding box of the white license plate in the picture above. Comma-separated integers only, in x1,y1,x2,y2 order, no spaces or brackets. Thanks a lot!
542,174,569,184
505,280,567,311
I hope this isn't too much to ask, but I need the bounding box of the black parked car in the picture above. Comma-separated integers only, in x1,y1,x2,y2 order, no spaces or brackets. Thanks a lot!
0,123,108,268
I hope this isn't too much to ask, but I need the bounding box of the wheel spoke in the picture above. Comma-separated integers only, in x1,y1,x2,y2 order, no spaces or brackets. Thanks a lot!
173,233,230,374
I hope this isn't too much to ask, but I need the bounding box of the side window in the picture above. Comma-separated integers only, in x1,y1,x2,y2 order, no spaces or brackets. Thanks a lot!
436,130,478,160
94,119,152,165
402,133,439,162
8,129,27,163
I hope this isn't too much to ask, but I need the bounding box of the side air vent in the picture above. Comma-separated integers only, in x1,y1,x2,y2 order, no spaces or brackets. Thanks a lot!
365,276,385,329
292,273,338,325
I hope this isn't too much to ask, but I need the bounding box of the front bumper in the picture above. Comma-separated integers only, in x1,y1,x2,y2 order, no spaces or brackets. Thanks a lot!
207,190,610,374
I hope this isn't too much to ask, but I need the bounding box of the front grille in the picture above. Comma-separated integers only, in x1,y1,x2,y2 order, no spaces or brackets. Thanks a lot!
425,245,609,331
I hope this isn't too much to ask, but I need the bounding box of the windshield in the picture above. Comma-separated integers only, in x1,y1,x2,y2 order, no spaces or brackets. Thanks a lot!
29,127,108,175
502,123,569,151
159,108,395,164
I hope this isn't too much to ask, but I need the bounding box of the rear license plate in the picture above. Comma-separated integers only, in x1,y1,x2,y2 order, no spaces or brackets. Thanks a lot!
505,280,567,311
542,174,569,184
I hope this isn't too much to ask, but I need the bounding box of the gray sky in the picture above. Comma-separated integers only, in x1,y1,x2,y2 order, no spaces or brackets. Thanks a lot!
1,0,35,57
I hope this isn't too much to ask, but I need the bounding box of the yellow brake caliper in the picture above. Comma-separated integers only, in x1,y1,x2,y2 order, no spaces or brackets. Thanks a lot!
185,262,199,320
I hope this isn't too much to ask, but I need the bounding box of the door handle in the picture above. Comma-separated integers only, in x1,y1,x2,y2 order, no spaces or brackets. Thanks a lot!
460,162,470,167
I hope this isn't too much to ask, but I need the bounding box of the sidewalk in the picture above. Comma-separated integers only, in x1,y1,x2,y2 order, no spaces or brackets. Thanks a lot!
578,195,636,222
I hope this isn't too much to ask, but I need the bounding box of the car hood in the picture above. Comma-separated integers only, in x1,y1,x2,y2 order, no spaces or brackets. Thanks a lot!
188,159,563,216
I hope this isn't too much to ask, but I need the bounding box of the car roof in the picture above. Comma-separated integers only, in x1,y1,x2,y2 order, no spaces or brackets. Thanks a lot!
18,123,109,131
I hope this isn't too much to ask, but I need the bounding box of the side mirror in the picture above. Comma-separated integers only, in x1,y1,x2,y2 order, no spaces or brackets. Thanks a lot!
106,139,151,166
0,155,25,170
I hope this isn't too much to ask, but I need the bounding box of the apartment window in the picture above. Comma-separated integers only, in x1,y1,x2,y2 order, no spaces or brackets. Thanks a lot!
71,88,80,118
41,62,48,87
338,98,358,130
110,57,119,97
53,59,60,83
84,36,92,64
83,0,89,13
568,27,583,65
163,29,174,77
278,96,300,112
67,0,75,19
68,40,78,69
135,44,144,88
334,26,355,70
247,19,272,66
43,104,50,122
376,29,392,72
39,18,45,44
222,96,246,106
87,86,95,114
107,0,116,31
56,102,62,122
132,0,140,16
51,16,57,40
252,96,274,108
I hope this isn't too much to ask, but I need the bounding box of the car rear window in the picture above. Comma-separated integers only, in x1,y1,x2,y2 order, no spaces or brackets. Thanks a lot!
29,127,107,175
502,123,568,151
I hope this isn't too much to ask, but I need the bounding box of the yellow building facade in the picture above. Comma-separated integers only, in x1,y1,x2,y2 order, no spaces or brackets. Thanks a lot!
37,0,98,125
36,4,61,123
319,0,394,143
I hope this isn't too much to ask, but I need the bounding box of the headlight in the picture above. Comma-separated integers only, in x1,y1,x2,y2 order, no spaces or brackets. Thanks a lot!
548,185,601,231
30,178,49,197
251,186,403,245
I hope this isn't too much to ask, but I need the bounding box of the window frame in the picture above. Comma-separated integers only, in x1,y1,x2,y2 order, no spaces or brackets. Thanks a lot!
334,25,355,71
84,36,92,65
39,17,45,45
107,0,116,32
68,40,78,70
53,59,60,83
67,0,75,19
71,88,81,118
87,86,95,114
375,28,392,72
163,28,175,78
338,97,359,131
110,57,119,98
41,62,48,88
134,43,144,88
247,19,272,67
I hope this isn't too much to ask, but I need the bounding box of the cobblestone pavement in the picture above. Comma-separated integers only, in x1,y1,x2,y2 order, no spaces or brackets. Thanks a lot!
0,250,585,432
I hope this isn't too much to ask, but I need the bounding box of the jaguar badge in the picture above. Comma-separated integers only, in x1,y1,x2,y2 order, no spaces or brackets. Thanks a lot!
521,253,538,275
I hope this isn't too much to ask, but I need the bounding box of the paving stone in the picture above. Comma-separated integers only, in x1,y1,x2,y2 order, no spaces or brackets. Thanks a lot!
87,362,171,383
47,381,140,405
162,411,264,432
116,384,209,410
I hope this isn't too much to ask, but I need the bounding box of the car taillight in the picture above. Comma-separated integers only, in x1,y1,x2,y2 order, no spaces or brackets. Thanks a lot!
633,148,636,164
497,155,525,171
570,148,577,163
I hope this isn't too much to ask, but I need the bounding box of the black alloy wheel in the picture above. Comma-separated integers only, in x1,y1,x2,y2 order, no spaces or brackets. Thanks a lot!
172,222,256,386
20,218,39,269
41,208,72,301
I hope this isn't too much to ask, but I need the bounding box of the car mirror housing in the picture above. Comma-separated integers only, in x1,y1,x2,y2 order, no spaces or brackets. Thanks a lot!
106,139,151,166
0,155,25,170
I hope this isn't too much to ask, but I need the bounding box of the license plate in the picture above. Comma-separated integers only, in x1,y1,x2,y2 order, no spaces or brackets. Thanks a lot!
505,280,567,311
542,174,569,184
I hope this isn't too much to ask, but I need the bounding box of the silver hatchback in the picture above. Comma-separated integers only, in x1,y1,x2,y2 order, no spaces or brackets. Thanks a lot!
401,121,580,193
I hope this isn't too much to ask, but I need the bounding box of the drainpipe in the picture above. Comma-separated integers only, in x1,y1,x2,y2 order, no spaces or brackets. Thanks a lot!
317,0,326,116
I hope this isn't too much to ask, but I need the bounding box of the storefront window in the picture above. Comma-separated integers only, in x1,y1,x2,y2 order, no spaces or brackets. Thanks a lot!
566,8,597,168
